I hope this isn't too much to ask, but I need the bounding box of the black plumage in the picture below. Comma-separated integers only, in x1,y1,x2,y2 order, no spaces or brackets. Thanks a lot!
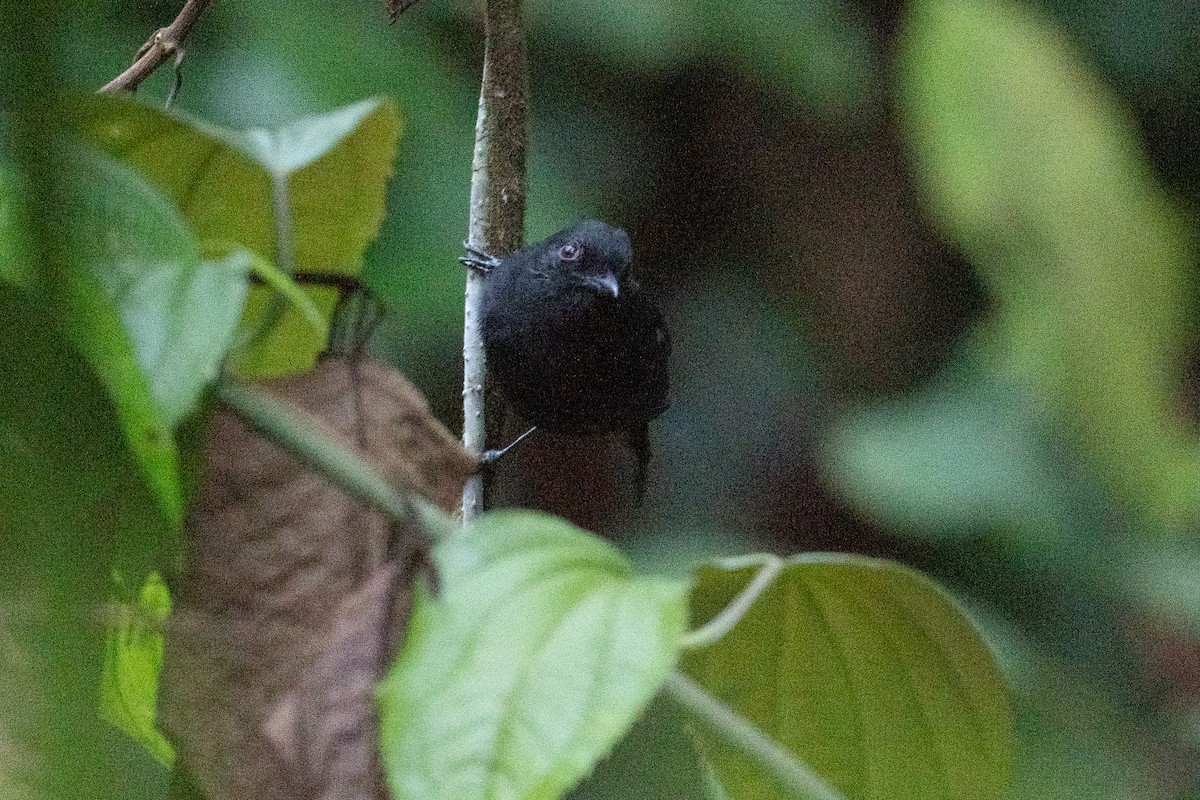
476,219,670,496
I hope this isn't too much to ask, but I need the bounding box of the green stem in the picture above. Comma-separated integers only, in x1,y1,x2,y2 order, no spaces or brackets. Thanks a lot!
680,555,783,650
663,672,848,800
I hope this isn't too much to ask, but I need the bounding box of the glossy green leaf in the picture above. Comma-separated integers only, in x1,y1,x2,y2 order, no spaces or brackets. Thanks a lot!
378,510,689,800
100,572,175,768
680,554,1012,800
900,0,1200,523
67,94,400,376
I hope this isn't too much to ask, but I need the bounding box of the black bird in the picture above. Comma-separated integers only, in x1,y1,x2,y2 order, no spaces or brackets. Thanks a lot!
466,220,670,498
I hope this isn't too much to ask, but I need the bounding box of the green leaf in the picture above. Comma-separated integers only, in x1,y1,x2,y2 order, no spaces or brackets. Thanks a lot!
0,289,172,798
0,161,34,288
900,0,1200,523
39,145,183,530
680,554,1013,800
67,93,400,377
378,510,689,800
61,145,251,430
100,572,175,768
828,350,1058,536
238,246,328,339
568,694,711,800
43,142,257,531
825,342,1108,572
0,288,167,576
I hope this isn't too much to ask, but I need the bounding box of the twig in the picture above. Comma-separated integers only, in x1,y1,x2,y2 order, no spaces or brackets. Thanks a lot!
461,0,528,522
98,0,213,95
663,672,849,800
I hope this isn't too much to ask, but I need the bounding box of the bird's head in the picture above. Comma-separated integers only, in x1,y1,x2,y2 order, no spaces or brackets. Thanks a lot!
542,219,632,300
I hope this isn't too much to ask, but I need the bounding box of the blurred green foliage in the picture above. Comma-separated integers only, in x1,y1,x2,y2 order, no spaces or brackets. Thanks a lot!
898,0,1198,526
68,93,399,376
101,572,174,768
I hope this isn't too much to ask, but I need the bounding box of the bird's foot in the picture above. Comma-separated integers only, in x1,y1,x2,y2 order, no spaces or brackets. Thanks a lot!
459,241,502,274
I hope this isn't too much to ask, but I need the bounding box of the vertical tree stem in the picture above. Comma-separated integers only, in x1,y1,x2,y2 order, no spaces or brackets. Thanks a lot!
461,0,528,522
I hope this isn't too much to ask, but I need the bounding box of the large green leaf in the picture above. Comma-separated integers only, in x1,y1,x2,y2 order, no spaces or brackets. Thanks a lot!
378,511,689,800
38,146,182,530
900,0,1200,523
0,134,256,552
0,289,171,799
43,142,257,530
680,554,1012,800
67,94,400,376
60,144,251,430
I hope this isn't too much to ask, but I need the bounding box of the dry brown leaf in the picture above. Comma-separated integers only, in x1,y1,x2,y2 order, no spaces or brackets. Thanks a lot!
161,358,472,799
262,559,414,800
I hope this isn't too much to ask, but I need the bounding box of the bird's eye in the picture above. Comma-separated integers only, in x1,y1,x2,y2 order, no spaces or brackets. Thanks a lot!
558,242,582,262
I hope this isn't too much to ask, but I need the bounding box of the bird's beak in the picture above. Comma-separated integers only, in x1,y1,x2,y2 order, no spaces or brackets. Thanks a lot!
584,272,620,299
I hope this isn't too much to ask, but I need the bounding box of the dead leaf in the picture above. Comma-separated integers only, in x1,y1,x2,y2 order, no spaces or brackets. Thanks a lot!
262,560,411,800
161,358,471,799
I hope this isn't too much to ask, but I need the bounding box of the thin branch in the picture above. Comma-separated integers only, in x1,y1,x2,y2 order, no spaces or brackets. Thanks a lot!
461,0,528,522
663,672,849,800
98,0,213,95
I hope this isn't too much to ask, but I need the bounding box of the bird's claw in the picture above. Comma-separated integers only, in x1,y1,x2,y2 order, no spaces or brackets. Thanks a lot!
476,426,538,469
459,241,502,274
479,448,505,467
